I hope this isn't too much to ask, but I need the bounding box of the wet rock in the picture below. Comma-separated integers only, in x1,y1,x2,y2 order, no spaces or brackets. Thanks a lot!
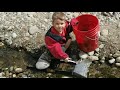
101,57,105,60
116,57,120,63
0,72,3,77
15,68,23,73
9,66,14,72
109,54,113,57
9,72,12,76
108,54,113,59
113,51,120,58
47,73,52,76
100,60,105,63
21,74,28,78
108,58,115,64
13,74,16,78
115,63,120,67
0,76,6,78
5,71,9,77
62,76,70,78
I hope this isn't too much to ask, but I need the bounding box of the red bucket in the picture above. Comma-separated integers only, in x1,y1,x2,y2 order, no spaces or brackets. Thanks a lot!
71,14,100,52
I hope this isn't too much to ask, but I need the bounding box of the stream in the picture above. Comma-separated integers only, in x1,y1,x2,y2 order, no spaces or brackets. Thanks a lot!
0,42,79,78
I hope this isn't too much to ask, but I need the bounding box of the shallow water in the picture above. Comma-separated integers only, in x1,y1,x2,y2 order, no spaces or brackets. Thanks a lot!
0,44,79,78
1,43,116,78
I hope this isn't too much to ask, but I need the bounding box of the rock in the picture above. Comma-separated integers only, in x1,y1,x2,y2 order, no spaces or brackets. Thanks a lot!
95,48,99,52
47,73,52,76
9,72,12,76
0,72,3,77
100,60,105,63
116,57,120,63
66,14,73,21
48,12,53,19
9,66,14,72
99,36,107,42
109,54,113,59
108,58,115,64
117,22,120,28
94,53,99,56
87,56,99,61
22,74,28,78
98,31,100,37
109,54,113,57
113,51,120,58
116,63,120,67
101,57,105,60
72,12,79,17
41,24,45,29
62,76,70,78
25,32,30,36
5,38,12,45
0,35,4,41
13,74,16,78
88,51,94,56
5,68,9,70
15,68,23,73
0,42,4,47
12,33,17,38
5,71,9,77
24,37,29,41
28,26,39,35
101,12,109,16
8,26,14,30
100,29,108,37
44,19,48,22
0,76,6,78
79,52,88,59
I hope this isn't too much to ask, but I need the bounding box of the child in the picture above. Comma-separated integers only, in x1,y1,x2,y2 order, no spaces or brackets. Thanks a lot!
36,12,73,70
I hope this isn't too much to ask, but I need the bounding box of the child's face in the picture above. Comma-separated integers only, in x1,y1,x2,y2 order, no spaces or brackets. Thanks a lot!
52,19,66,33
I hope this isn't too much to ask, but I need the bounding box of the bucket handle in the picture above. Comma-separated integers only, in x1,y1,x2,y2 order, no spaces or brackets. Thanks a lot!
86,36,97,40
86,34,98,44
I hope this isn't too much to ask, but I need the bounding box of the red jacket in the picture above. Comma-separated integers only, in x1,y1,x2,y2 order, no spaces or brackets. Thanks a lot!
45,21,72,59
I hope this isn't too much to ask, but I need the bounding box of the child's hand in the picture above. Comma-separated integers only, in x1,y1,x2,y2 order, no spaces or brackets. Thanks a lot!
60,57,77,64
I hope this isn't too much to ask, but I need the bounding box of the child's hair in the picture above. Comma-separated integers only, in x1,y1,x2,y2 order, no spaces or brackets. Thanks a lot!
52,12,66,22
